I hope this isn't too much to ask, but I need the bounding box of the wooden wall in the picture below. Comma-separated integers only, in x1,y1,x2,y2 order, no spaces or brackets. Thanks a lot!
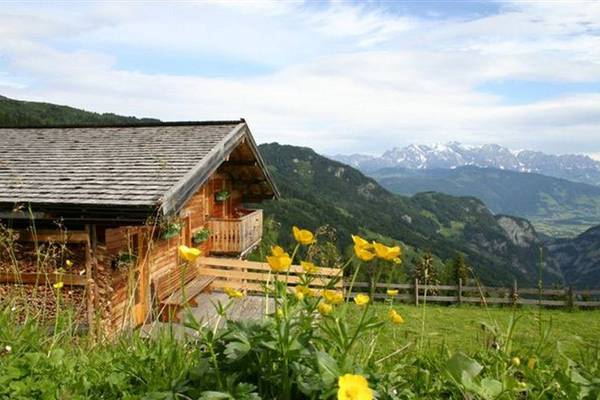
101,172,243,330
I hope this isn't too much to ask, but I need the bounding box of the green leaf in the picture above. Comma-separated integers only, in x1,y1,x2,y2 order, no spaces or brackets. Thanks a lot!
480,377,503,400
316,351,340,386
224,341,251,362
446,353,483,384
199,391,234,400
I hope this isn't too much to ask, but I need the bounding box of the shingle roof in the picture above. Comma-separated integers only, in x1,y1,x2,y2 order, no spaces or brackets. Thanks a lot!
0,121,255,212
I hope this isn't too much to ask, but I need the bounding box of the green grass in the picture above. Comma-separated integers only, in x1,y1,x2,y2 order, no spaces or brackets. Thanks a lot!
352,303,600,362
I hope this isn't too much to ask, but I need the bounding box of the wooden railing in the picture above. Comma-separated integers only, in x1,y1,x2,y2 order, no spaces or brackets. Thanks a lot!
208,209,263,255
196,256,343,293
348,279,600,308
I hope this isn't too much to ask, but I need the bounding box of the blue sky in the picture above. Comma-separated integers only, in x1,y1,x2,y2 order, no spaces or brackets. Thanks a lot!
1,1,600,157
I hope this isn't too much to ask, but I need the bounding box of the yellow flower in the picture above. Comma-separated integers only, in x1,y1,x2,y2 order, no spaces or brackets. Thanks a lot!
354,245,375,262
338,374,372,400
527,357,537,369
386,289,399,296
372,242,402,261
271,245,287,257
318,302,333,316
276,308,284,319
293,226,315,245
351,235,371,250
267,254,292,272
65,260,73,268
511,357,521,367
389,309,405,325
323,290,344,305
301,261,318,274
224,287,244,299
53,281,64,290
353,293,369,306
178,245,201,262
295,285,314,299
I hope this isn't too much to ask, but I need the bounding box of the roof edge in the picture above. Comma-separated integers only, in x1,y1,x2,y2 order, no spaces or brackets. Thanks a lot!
159,121,280,215
159,122,248,215
243,124,280,199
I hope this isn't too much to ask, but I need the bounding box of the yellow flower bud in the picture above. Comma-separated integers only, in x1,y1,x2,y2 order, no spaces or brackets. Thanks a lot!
292,226,315,245
353,293,369,306
178,245,201,262
318,302,333,316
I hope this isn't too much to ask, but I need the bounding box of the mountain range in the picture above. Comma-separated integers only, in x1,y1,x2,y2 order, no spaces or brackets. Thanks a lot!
333,142,600,186
257,143,564,287
372,166,600,238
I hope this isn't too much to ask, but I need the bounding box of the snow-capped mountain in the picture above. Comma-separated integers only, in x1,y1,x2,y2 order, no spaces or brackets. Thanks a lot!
332,142,600,186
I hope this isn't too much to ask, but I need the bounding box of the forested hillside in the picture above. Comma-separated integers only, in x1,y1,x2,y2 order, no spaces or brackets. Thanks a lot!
0,95,159,126
549,226,600,288
258,143,564,286
372,165,600,237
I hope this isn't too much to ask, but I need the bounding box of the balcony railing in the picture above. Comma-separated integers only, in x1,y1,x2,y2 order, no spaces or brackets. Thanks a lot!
208,209,263,255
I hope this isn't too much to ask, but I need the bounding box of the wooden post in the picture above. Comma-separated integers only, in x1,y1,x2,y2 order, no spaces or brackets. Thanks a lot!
414,279,419,306
511,279,518,305
458,278,463,304
568,286,575,309
84,225,95,338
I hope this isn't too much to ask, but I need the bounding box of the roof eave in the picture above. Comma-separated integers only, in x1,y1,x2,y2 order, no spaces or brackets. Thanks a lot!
159,122,246,215
159,121,280,216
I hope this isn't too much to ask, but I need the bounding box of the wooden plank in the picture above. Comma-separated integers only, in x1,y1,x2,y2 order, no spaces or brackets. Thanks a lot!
0,272,87,286
17,230,89,243
573,289,600,296
85,225,94,333
162,276,216,305
351,282,413,289
518,288,566,296
423,295,458,302
518,298,566,306
574,301,600,307
196,267,339,287
420,284,458,291
198,256,341,276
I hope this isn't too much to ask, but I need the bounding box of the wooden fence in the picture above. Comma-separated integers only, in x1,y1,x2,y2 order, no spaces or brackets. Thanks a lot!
197,256,343,293
195,258,600,309
349,279,600,308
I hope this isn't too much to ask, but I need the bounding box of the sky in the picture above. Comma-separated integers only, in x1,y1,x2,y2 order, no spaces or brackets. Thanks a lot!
1,1,600,158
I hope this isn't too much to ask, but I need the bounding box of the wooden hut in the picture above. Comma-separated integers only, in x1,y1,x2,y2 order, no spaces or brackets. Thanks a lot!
0,120,278,333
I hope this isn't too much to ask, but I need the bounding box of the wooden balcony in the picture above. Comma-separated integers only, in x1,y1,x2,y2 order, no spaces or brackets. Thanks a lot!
208,209,263,256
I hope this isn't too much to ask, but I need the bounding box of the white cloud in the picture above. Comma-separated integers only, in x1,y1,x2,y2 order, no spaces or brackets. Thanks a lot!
0,0,599,156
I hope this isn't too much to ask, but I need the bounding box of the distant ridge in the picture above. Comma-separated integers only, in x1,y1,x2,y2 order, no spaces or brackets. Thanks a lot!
372,165,600,237
333,142,600,186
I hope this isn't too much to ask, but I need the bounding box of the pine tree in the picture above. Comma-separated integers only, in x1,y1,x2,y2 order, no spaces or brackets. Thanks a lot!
412,252,439,286
444,253,470,285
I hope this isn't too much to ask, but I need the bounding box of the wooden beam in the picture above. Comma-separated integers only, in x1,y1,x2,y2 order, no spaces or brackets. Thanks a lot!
84,225,95,336
17,230,89,243
222,160,258,167
0,272,87,286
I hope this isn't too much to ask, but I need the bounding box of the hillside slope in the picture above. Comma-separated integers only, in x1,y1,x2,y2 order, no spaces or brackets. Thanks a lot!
372,165,600,237
0,95,159,126
548,226,600,288
258,143,564,286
